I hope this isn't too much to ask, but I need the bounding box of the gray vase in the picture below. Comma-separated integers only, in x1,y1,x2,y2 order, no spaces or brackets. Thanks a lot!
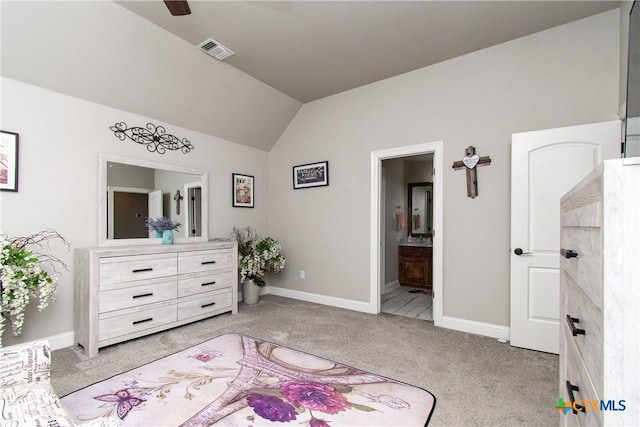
242,279,261,304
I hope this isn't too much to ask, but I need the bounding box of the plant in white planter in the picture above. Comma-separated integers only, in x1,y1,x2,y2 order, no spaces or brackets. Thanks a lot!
233,227,285,304
0,229,70,346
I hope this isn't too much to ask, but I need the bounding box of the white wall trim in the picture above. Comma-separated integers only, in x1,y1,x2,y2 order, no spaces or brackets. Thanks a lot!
384,280,400,294
442,316,510,341
264,286,372,313
18,331,77,351
370,141,444,321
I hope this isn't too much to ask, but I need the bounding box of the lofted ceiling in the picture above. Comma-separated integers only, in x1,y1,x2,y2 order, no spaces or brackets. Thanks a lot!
117,1,622,103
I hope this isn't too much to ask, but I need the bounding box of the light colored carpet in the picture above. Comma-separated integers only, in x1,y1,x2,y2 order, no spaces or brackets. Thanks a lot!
51,295,559,426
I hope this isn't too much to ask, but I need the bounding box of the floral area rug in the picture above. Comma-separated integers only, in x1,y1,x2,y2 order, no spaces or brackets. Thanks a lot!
61,334,436,426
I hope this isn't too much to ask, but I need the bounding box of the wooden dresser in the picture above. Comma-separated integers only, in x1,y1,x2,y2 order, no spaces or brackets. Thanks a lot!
75,241,237,358
398,244,432,288
559,159,640,426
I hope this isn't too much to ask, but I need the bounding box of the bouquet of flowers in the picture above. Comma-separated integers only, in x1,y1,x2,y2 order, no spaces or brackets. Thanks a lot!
0,229,70,346
145,216,182,233
233,227,285,287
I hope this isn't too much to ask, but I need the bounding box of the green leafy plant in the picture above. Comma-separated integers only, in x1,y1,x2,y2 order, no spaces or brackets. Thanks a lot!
233,227,285,287
0,229,70,346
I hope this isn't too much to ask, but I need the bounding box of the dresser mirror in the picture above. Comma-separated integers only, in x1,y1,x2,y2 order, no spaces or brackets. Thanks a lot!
408,182,433,238
98,154,208,246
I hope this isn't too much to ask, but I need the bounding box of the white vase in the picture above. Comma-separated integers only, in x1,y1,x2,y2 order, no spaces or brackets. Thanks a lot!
242,279,261,305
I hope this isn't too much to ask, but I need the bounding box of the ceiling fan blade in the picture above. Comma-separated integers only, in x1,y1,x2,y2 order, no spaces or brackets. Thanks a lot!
164,0,191,16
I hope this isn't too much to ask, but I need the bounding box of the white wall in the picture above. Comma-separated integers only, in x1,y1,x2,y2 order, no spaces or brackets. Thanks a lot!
268,10,620,327
0,78,269,347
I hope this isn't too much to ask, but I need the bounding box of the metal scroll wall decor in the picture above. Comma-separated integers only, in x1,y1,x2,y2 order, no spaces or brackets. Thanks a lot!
109,122,194,154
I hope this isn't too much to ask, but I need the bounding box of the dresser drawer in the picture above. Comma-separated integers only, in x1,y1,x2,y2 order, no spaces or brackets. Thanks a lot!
178,271,233,298
177,289,232,321
98,303,177,342
99,278,178,313
564,271,603,396
560,226,602,309
563,327,602,427
99,254,177,285
178,249,232,274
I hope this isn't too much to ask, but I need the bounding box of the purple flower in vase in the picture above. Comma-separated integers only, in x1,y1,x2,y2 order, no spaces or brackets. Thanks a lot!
281,382,351,415
247,393,298,422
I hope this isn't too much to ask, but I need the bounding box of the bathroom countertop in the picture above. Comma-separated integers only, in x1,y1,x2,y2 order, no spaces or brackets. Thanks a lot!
398,241,432,247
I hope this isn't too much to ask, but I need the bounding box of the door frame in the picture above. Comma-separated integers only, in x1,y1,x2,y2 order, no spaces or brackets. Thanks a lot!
369,141,443,326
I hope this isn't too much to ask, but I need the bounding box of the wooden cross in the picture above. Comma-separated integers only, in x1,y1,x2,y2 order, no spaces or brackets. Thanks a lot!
451,146,492,198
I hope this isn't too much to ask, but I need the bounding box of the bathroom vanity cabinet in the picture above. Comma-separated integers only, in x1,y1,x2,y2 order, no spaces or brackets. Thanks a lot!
398,244,432,289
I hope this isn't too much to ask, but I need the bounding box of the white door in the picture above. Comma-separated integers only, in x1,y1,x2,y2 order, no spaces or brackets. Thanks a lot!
510,121,620,354
148,190,163,236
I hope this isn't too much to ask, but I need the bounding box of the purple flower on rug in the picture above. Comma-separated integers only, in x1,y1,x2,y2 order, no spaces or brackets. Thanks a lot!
94,389,146,419
247,392,298,422
281,382,351,415
310,416,331,427
192,352,215,362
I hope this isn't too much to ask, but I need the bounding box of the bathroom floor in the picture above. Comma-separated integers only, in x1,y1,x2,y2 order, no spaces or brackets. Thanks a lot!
381,286,433,321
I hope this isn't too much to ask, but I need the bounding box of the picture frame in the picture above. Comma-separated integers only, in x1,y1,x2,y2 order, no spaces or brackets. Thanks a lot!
232,173,254,208
0,130,19,192
293,161,329,189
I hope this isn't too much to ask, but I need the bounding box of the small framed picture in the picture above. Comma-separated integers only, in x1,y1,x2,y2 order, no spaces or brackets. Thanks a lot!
293,161,329,189
0,130,19,192
232,173,254,208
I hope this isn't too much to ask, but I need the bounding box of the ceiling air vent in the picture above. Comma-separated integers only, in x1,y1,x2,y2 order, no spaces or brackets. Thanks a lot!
197,38,235,61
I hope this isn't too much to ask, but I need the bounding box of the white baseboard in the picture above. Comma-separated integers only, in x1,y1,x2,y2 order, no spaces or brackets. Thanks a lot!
383,280,400,294
441,315,510,341
23,331,76,351
264,286,371,313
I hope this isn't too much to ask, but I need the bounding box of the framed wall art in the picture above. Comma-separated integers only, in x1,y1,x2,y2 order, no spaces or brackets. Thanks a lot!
0,130,19,192
232,173,254,208
293,161,329,189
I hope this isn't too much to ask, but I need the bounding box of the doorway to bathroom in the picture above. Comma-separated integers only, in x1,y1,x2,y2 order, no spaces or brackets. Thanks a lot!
369,141,443,326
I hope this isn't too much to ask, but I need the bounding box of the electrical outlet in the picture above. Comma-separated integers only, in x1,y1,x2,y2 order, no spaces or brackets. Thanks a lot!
300,270,306,279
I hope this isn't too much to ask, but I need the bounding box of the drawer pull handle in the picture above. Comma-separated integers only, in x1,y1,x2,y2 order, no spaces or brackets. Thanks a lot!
132,268,153,273
201,302,216,308
566,315,586,336
566,380,585,414
132,292,153,299
133,317,153,325
561,249,579,259
201,281,216,287
201,261,216,265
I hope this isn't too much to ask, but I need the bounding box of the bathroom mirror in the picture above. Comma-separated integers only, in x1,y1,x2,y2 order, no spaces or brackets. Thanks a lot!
408,182,433,237
98,154,208,246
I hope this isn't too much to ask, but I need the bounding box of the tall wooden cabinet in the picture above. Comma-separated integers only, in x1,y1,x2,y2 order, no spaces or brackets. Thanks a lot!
75,241,237,358
559,159,640,426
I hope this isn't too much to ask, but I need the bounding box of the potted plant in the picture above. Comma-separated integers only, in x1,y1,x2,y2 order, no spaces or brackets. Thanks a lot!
0,229,70,347
146,216,181,244
233,227,285,304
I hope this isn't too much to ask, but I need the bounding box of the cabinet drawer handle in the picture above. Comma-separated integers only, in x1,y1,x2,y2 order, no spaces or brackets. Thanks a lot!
566,380,585,414
566,315,586,336
201,261,216,265
132,292,153,299
132,267,153,273
133,317,153,325
561,249,579,259
201,281,216,287
201,302,216,308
